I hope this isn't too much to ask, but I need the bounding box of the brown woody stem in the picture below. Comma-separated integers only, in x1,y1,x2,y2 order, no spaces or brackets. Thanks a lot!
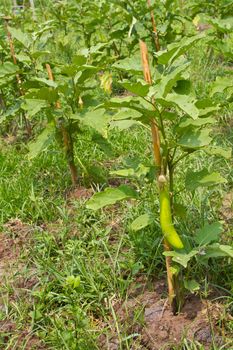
147,0,160,51
164,239,182,314
46,64,78,186
140,40,161,170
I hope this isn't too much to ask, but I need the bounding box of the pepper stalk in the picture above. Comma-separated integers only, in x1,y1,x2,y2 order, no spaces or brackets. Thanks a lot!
139,40,182,314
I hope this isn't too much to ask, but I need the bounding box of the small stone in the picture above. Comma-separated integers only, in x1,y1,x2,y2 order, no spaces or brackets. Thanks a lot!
145,305,163,322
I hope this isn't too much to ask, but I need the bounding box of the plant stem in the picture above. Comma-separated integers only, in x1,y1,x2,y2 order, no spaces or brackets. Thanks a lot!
164,239,178,313
173,152,189,166
45,63,78,186
151,119,161,171
140,40,179,314
4,17,32,137
140,40,161,172
0,91,6,110
60,123,78,186
167,160,184,314
168,160,174,206
147,0,160,51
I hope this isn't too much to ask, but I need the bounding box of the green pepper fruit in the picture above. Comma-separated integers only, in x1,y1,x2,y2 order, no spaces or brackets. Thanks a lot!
160,186,184,249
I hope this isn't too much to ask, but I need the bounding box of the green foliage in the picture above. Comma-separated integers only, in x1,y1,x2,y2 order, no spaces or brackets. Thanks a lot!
185,168,227,191
86,185,138,210
130,213,153,231
28,123,55,159
194,221,223,245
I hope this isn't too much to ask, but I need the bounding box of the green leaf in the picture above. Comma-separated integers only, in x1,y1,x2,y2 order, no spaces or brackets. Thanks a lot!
163,250,198,268
110,119,140,130
8,27,31,48
185,168,226,191
71,108,110,137
178,116,215,128
195,98,220,117
158,61,190,97
25,88,58,103
152,91,199,119
104,97,154,121
112,54,142,73
184,279,200,293
210,76,233,97
72,54,87,66
61,64,78,76
80,43,107,56
86,185,138,210
177,129,212,149
121,81,149,97
170,265,180,277
34,78,58,88
166,93,199,119
31,50,51,59
161,111,177,121
0,102,21,124
15,53,31,64
21,99,48,117
64,275,81,289
208,17,233,33
203,244,233,259
110,164,150,178
36,87,58,103
173,202,187,219
173,80,192,95
110,168,135,177
74,65,100,84
113,109,142,120
28,124,55,159
130,214,153,231
194,222,223,245
204,146,232,160
61,63,99,78
155,34,205,65
91,133,114,157
0,62,19,77
105,96,136,108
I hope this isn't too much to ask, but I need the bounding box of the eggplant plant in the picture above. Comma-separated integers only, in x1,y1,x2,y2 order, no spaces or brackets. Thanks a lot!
86,33,233,314
24,54,114,185
0,17,115,185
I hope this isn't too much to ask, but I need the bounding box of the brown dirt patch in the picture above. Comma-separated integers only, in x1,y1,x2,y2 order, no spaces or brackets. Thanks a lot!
220,191,233,223
0,219,32,279
99,280,228,350
0,320,46,350
65,186,93,201
0,219,46,349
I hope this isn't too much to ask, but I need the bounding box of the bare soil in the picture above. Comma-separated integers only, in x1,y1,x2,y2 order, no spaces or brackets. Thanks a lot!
0,219,30,279
99,279,227,350
0,219,46,349
220,191,233,224
65,186,93,201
